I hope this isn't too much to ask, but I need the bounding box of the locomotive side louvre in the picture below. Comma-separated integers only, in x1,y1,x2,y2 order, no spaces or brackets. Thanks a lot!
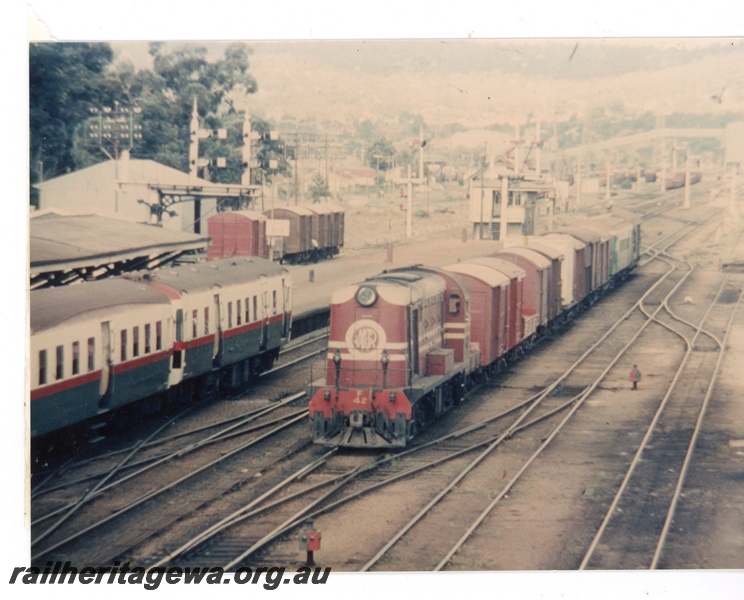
30,279,174,438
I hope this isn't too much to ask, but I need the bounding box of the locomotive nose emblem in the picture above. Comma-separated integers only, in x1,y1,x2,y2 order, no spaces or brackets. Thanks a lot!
353,326,379,351
345,319,387,360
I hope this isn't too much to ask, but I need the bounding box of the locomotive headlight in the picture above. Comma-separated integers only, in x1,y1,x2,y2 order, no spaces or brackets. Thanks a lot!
355,285,377,307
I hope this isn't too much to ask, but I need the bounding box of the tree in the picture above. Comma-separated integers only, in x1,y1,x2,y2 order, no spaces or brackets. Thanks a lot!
366,138,396,171
62,42,263,186
308,173,331,203
30,43,115,183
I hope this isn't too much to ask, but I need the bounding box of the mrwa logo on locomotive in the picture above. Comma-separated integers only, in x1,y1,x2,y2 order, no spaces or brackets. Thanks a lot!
345,320,387,359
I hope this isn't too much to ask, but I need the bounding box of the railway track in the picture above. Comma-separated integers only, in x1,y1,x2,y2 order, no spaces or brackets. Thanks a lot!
30,185,739,572
578,270,742,569
134,211,708,571
30,335,329,567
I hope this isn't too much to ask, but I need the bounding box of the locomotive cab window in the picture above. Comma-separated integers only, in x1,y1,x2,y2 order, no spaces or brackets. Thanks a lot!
448,294,462,316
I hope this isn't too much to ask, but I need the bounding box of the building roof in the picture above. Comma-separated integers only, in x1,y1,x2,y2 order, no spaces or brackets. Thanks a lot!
34,157,259,199
30,211,209,288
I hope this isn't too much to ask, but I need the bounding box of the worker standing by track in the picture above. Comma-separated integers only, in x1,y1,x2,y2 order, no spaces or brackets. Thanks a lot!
629,365,642,391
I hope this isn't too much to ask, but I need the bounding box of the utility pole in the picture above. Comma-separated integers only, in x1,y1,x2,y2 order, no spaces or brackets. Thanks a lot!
683,149,691,210
499,175,509,243
407,164,413,238
241,111,252,186
189,98,199,182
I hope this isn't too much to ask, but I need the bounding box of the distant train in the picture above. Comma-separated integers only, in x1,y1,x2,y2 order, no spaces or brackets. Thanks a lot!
208,204,345,264
30,257,292,438
308,214,641,448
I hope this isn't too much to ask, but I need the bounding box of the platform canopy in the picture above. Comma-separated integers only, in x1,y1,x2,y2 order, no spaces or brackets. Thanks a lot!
30,211,210,289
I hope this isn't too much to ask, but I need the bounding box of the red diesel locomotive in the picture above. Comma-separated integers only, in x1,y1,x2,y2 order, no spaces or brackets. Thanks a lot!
308,214,641,448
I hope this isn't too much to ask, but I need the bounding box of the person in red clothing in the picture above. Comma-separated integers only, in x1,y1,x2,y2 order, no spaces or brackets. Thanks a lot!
629,365,641,390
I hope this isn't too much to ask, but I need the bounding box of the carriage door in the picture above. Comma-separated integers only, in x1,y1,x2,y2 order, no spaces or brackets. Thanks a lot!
99,321,112,399
282,277,291,341
212,293,222,361
260,276,269,351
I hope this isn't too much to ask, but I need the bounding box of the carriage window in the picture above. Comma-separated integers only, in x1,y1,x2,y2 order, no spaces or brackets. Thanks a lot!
192,310,198,338
72,341,80,375
253,296,258,320
56,345,64,380
272,291,277,314
228,302,233,328
133,326,140,358
204,307,210,335
87,338,95,372
448,294,462,317
39,350,47,385
245,297,250,323
144,324,151,354
121,330,128,361
237,300,242,325
155,321,162,351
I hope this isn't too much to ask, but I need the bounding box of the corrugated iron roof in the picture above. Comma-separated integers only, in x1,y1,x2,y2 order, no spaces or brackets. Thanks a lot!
30,212,209,272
